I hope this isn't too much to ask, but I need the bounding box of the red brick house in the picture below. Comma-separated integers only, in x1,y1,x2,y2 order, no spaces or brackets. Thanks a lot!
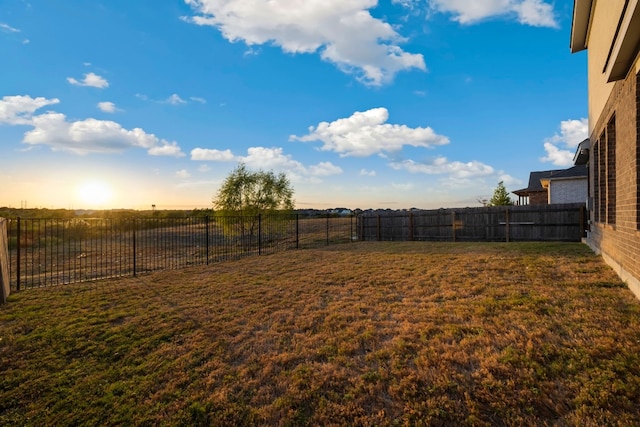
571,0,640,297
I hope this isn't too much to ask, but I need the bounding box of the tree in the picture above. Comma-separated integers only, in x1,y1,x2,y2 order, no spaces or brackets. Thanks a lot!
488,181,514,206
213,163,294,215
213,163,295,250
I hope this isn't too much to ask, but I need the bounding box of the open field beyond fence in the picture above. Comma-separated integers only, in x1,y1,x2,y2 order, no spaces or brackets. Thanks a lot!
4,215,354,292
1,242,639,426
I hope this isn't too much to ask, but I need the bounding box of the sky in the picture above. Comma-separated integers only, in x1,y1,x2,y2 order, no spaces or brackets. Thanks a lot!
0,0,588,211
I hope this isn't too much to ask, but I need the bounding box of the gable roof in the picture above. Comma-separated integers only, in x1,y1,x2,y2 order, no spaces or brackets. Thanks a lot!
547,164,588,180
513,169,565,195
512,165,588,196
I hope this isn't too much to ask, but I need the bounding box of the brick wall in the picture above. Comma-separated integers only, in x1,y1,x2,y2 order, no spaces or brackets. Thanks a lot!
588,68,640,287
529,191,548,205
549,179,588,204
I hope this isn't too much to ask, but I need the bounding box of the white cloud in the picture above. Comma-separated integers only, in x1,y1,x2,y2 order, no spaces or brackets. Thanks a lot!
149,141,186,157
191,148,236,161
21,112,184,156
0,95,60,125
390,157,495,179
0,23,20,33
360,169,377,177
67,72,109,88
97,101,119,113
197,164,211,172
165,94,187,105
240,146,343,180
426,0,557,27
175,169,192,179
190,96,207,104
540,118,588,166
290,107,449,157
184,0,426,86
191,145,343,181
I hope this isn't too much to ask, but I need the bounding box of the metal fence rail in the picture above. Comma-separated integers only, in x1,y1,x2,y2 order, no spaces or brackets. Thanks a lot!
6,214,355,291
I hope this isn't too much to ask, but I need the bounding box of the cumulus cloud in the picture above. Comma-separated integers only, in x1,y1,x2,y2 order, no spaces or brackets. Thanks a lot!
149,141,185,157
97,101,119,113
190,145,342,181
67,72,109,88
0,95,60,125
390,157,495,179
183,0,426,86
290,107,449,157
541,118,588,166
422,0,557,27
240,146,343,181
191,148,236,161
21,112,184,156
360,169,377,177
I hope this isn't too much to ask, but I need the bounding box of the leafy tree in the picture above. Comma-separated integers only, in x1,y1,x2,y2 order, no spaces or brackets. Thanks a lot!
213,163,294,249
213,163,294,215
488,181,514,206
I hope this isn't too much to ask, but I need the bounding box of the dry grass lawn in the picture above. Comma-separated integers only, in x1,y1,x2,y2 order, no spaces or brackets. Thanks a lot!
2,242,640,426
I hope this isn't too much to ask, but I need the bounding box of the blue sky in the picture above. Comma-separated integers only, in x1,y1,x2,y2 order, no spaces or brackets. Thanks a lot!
1,0,588,210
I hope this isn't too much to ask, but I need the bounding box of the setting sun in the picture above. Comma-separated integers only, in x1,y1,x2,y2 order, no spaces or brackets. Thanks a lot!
77,180,113,208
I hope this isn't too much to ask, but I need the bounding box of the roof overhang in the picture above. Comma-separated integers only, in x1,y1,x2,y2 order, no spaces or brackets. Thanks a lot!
570,0,594,53
573,138,591,165
605,0,640,82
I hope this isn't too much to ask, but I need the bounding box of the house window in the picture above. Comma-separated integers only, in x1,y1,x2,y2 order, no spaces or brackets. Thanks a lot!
599,130,607,222
594,139,600,223
607,115,616,225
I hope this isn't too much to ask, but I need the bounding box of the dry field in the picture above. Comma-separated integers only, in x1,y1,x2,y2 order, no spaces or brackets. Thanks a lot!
1,242,640,426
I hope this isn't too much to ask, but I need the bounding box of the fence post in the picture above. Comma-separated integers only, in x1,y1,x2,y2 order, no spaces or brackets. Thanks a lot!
326,214,329,245
0,218,10,303
377,215,381,241
16,217,21,291
205,216,210,265
350,214,354,243
409,212,414,241
258,214,262,255
505,209,510,243
296,214,299,249
132,218,137,277
451,211,456,242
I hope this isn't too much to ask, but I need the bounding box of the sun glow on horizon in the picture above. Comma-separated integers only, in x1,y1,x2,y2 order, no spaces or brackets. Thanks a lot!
76,180,114,208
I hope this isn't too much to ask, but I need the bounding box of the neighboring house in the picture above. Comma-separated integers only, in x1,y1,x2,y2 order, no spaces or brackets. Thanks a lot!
540,164,589,205
571,1,640,297
513,169,566,205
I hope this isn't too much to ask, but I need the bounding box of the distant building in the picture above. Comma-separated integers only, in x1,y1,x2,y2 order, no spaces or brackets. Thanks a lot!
540,165,589,205
571,0,640,297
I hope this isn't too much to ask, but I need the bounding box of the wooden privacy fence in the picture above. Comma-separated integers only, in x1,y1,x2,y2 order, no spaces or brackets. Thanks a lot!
357,204,587,242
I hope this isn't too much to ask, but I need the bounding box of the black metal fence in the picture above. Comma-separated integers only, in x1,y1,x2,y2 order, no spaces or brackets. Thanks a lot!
5,214,355,291
357,204,587,242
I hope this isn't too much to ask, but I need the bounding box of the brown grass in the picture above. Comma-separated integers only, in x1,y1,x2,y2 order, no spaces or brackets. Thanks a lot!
2,242,640,426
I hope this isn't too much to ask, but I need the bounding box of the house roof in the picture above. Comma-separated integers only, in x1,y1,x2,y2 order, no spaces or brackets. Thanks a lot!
513,169,565,195
570,0,640,82
570,0,593,53
573,138,590,165
544,164,588,181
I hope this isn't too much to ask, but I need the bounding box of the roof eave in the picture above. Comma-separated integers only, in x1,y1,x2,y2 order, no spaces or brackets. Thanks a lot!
570,0,594,53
